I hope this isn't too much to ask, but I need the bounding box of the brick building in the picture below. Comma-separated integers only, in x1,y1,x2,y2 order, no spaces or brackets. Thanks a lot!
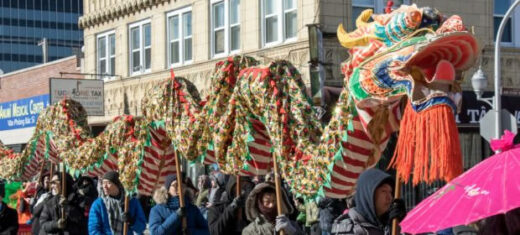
0,56,83,149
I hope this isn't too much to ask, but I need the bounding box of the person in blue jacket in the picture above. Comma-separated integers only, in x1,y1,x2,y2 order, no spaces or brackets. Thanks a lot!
88,171,146,235
148,174,209,235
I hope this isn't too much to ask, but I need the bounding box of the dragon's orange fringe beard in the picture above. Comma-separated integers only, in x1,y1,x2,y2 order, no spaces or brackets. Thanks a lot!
390,103,463,185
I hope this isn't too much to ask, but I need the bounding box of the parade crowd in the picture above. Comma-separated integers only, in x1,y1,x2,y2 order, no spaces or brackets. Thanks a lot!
0,168,518,235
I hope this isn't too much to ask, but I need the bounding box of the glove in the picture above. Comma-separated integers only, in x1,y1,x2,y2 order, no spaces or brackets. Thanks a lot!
56,218,66,229
275,215,298,234
176,207,185,218
229,196,245,210
388,198,407,222
122,212,135,225
78,188,86,196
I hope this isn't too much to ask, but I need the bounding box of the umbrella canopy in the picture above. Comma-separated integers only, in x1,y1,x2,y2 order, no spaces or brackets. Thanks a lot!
400,130,520,234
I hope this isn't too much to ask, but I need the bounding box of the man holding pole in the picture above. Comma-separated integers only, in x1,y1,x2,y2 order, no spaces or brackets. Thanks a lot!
242,182,303,235
39,172,87,235
88,171,146,235
331,169,406,235
207,176,255,235
148,174,209,235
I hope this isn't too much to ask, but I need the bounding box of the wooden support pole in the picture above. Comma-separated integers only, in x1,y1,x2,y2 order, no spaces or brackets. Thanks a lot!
49,164,54,180
123,195,129,235
272,153,285,235
61,163,67,221
174,150,188,235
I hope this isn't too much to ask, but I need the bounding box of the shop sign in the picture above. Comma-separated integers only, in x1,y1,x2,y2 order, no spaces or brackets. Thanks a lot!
50,78,104,116
0,94,50,131
456,91,520,126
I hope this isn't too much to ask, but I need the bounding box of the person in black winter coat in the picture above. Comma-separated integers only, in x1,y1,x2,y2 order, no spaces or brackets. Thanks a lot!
0,182,18,235
32,173,50,209
318,198,347,235
331,169,406,235
39,172,88,235
31,173,52,235
207,176,255,235
208,172,227,207
69,176,98,217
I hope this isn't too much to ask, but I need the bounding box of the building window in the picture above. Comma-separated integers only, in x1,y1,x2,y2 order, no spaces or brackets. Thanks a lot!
167,7,192,67
261,0,297,47
494,0,520,46
97,31,116,80
351,0,410,29
129,19,151,76
211,0,240,57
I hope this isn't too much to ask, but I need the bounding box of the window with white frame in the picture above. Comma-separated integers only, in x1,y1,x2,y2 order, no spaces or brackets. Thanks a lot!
129,19,151,75
97,31,116,80
168,7,192,67
211,0,240,57
494,0,520,46
352,0,410,29
261,0,297,47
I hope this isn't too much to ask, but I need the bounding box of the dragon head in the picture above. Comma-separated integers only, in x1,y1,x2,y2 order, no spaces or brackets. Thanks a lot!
338,4,478,112
338,4,478,184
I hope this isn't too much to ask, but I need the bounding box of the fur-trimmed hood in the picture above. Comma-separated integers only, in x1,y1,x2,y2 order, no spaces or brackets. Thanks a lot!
153,186,193,205
153,186,169,205
245,182,294,221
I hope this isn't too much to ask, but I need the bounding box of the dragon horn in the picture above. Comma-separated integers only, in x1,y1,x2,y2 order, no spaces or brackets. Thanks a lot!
337,9,379,49
356,9,373,28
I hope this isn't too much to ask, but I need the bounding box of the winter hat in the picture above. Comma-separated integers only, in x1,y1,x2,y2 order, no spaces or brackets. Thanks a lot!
164,174,177,189
103,171,122,187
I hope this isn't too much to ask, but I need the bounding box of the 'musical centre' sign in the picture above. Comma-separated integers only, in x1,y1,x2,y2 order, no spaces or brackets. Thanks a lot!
50,78,104,116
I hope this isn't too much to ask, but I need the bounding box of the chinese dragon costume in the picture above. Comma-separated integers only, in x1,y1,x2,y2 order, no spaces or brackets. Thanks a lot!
0,4,478,198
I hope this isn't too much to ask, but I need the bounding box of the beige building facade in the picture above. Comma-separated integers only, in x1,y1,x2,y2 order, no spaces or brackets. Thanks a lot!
79,0,520,125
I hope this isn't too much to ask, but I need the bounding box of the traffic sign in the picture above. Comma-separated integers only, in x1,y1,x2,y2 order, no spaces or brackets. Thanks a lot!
479,109,518,143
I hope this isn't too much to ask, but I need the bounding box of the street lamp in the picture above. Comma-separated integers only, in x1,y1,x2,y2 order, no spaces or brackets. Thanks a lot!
471,66,492,107
471,0,520,140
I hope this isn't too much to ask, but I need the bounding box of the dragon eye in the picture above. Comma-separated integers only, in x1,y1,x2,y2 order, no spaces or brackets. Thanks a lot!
420,7,442,29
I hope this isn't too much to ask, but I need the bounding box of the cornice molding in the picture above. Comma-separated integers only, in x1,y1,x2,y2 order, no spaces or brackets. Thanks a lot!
79,0,169,29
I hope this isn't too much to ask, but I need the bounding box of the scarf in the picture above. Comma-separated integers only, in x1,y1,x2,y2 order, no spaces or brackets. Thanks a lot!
257,201,277,224
167,196,181,210
102,194,124,234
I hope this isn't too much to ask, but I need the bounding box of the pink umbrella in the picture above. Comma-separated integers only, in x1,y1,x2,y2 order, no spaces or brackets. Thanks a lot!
400,130,520,234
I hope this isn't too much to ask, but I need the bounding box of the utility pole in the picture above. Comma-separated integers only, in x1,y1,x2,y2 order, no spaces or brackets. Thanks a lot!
38,38,48,63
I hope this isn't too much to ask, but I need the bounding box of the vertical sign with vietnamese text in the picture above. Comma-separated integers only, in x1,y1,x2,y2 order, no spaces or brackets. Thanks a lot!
0,94,50,131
